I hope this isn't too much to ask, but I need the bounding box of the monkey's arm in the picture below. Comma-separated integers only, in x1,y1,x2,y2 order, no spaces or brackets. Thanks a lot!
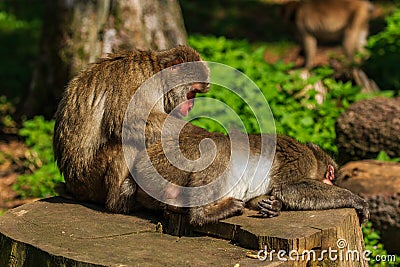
271,179,369,223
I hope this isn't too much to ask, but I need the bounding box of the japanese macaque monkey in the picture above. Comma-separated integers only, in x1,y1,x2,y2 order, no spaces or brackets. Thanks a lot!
284,0,375,68
53,45,210,213
130,133,369,226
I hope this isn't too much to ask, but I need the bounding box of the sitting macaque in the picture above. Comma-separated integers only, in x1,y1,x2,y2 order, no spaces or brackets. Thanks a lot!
283,0,375,68
53,45,209,213
130,133,369,226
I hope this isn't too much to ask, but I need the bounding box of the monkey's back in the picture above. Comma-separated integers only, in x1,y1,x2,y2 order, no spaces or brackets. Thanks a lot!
54,46,203,181
53,50,165,181
296,0,371,41
134,133,276,202
141,133,231,186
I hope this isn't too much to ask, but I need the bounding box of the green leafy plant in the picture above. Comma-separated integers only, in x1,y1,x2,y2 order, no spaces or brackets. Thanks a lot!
363,222,400,266
13,116,63,198
0,96,17,133
365,7,400,92
0,11,29,31
376,151,400,162
188,35,389,154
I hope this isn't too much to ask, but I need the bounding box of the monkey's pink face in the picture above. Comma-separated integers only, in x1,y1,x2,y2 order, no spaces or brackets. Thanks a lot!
322,165,335,185
178,82,209,117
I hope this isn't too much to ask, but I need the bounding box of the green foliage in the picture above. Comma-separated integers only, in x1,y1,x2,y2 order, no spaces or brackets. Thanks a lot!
0,11,29,31
365,7,400,91
0,95,16,129
363,222,400,266
189,35,379,154
376,151,400,162
13,116,63,198
19,116,54,160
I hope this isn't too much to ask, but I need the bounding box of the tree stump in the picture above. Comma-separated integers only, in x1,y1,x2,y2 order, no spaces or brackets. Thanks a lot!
335,97,400,164
0,197,368,266
337,160,400,254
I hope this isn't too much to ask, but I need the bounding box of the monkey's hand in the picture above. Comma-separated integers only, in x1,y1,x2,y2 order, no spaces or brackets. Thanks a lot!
272,179,370,224
257,196,283,218
352,195,370,224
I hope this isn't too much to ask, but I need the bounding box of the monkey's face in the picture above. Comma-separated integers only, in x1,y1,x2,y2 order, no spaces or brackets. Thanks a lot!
156,45,211,118
161,56,210,118
164,82,210,118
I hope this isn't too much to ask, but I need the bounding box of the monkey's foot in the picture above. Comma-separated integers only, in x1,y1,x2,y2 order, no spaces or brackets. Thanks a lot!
189,197,244,226
106,177,137,214
258,196,282,218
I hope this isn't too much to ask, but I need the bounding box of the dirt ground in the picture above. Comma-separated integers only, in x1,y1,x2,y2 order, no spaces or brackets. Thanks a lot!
263,44,344,68
0,136,37,214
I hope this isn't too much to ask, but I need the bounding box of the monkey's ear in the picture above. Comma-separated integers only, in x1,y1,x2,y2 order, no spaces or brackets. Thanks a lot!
325,165,335,180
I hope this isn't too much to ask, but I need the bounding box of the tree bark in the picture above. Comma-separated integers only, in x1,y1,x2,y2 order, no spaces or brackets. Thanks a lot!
21,0,187,119
335,97,400,164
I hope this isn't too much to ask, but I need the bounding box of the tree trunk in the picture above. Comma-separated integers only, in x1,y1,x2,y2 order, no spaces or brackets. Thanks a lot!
21,0,187,119
335,97,400,164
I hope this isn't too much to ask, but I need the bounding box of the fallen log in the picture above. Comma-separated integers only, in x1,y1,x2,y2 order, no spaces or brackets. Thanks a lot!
335,97,400,164
337,160,400,254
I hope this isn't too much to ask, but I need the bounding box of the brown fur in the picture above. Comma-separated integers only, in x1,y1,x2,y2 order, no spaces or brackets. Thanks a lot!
132,133,369,226
53,45,209,213
284,0,374,68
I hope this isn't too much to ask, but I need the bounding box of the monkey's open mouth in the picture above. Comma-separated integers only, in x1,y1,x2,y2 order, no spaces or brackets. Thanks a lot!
174,83,209,118
187,90,197,101
178,90,197,117
177,86,206,117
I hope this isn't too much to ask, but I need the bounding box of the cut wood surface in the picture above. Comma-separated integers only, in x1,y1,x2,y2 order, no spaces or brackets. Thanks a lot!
0,197,367,266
